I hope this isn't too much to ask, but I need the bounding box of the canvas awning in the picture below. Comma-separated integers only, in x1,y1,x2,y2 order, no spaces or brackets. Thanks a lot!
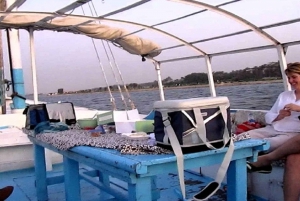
0,12,161,58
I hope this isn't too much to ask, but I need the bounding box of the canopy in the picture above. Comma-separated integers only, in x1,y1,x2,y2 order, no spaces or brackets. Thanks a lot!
0,0,299,62
0,12,161,58
1,0,300,97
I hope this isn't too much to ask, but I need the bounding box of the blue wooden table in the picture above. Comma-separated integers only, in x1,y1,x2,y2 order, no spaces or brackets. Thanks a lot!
29,137,269,201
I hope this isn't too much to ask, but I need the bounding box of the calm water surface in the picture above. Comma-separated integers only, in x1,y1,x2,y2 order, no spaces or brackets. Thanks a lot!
27,83,284,114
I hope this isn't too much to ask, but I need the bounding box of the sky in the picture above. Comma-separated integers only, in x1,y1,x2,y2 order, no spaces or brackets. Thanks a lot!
1,0,300,94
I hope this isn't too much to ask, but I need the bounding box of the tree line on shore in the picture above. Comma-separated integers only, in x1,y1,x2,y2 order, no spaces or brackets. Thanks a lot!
70,61,282,94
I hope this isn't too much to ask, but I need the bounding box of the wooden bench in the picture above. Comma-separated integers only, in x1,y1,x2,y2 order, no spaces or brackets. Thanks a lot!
29,135,268,201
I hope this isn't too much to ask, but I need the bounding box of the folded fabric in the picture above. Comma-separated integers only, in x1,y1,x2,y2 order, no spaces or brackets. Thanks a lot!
235,121,264,134
34,121,69,134
232,132,251,142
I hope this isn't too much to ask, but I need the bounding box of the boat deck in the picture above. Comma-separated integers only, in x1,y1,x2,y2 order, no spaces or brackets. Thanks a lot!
0,164,261,201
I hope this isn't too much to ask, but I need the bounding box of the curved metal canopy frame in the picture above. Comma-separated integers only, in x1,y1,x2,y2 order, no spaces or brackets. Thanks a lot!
1,0,292,60
72,0,152,26
0,12,208,56
152,17,300,54
115,0,240,40
100,0,151,18
170,0,280,45
168,0,289,91
2,0,295,99
1,0,295,62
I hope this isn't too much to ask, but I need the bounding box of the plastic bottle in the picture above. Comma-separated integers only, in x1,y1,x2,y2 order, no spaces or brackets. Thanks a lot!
248,113,255,124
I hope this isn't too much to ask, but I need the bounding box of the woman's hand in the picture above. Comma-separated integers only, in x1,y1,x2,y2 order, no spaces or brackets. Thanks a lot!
273,109,291,122
284,103,300,112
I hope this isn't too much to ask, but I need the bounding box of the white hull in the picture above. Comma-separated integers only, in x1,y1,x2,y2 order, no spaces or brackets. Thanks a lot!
249,168,285,201
0,142,63,172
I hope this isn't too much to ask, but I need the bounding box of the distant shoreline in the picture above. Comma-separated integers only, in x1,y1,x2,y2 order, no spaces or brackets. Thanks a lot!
139,79,283,92
42,79,283,96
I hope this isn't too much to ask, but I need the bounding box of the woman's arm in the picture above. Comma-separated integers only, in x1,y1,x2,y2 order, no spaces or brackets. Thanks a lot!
272,109,291,122
265,93,283,124
284,103,300,112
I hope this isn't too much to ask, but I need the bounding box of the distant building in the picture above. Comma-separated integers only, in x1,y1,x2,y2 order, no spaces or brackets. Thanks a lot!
57,88,64,94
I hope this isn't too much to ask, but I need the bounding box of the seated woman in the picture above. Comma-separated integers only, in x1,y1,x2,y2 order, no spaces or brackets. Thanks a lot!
247,62,300,152
247,62,300,201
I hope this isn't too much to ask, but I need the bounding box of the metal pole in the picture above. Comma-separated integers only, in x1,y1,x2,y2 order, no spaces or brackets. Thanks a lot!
29,28,52,170
29,28,38,103
6,29,14,93
0,0,6,114
277,45,291,91
153,61,165,101
0,69,4,114
204,55,216,97
7,0,26,111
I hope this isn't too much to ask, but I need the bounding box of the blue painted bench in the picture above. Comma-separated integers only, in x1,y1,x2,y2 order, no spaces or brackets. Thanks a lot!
29,136,268,201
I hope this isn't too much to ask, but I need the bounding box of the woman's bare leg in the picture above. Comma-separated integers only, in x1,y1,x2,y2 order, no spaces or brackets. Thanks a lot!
249,136,300,201
252,135,300,167
284,154,300,201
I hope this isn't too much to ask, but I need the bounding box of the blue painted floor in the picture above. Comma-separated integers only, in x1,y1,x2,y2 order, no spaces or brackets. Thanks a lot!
0,164,258,201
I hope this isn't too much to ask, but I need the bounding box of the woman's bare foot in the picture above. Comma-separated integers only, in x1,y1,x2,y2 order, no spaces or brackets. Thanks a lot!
251,154,273,167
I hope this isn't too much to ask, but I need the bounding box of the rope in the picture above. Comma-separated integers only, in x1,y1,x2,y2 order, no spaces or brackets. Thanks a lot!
80,6,116,110
100,41,128,110
90,1,136,110
106,43,136,109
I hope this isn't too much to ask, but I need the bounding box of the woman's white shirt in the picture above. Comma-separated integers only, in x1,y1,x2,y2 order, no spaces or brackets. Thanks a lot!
265,90,300,132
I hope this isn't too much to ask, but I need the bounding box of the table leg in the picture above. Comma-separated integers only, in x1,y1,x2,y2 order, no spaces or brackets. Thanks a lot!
63,156,81,201
227,158,247,201
97,170,110,199
128,176,152,201
151,176,159,201
34,144,48,201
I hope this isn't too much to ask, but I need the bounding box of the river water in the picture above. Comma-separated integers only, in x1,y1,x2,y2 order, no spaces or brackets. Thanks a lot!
26,82,284,114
